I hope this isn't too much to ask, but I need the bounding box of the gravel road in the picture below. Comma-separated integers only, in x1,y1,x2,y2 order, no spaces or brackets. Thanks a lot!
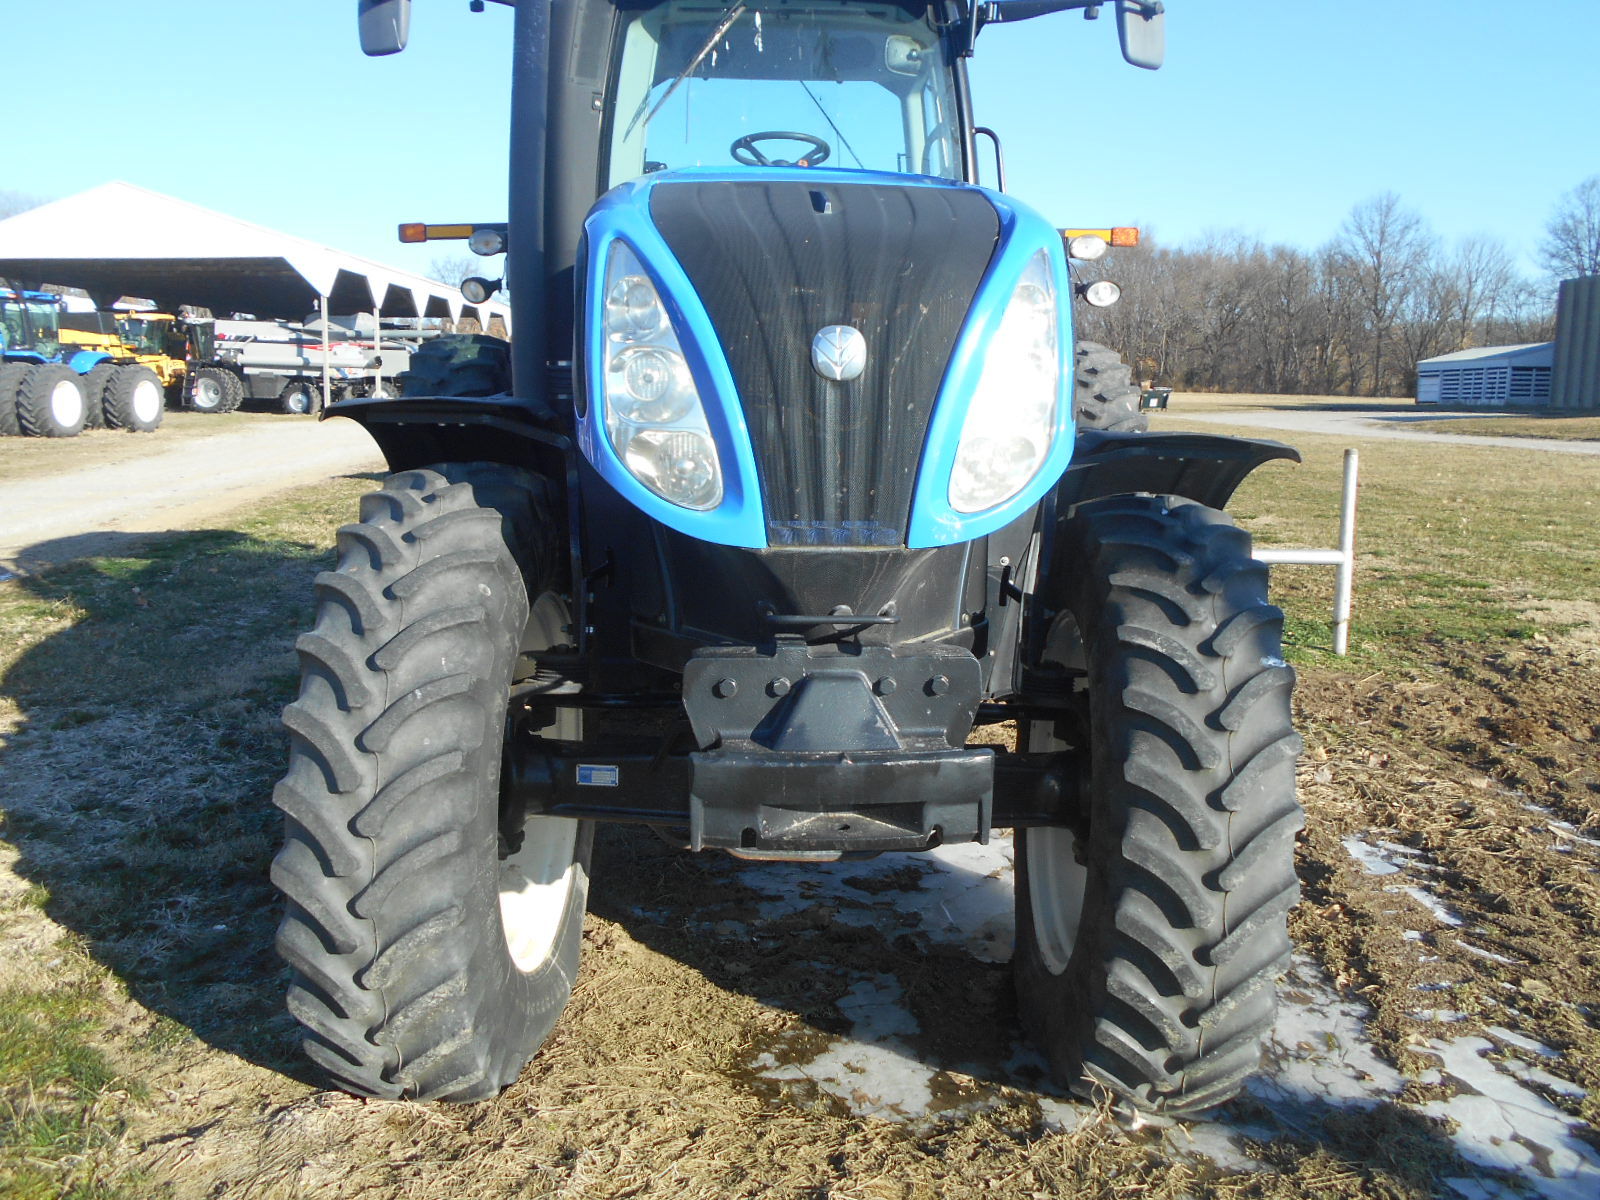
1172,407,1600,454
0,418,384,575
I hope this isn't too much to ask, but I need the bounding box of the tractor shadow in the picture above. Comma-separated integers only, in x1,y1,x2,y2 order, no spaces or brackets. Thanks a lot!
0,526,353,1088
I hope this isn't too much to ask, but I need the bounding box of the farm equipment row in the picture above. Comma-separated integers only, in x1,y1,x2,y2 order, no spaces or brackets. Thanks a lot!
2,290,420,436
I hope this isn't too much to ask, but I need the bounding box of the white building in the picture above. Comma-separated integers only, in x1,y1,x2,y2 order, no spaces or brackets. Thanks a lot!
1415,342,1555,407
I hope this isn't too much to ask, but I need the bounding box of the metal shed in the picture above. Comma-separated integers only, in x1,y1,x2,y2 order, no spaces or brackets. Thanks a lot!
1415,342,1554,407
0,181,510,329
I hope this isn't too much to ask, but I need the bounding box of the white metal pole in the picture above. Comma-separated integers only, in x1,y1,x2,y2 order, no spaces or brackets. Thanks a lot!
1332,448,1360,655
320,294,332,412
372,306,382,396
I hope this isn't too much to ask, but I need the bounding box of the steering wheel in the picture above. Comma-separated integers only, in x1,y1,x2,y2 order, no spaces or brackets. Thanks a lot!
730,131,832,168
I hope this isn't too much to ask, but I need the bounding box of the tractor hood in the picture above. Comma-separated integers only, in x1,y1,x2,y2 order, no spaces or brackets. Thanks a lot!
577,168,1075,549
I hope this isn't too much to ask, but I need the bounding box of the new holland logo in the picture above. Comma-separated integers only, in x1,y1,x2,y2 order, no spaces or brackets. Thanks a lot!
810,324,867,382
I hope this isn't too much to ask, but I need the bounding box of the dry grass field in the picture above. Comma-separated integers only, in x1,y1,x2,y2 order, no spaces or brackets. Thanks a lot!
1,397,1597,1198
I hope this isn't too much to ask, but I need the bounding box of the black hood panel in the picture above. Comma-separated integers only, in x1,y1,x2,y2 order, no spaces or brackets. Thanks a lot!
649,179,998,546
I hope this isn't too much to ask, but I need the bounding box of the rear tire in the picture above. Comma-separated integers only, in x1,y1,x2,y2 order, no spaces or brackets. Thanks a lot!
16,364,87,437
0,363,32,436
188,366,242,413
104,365,166,432
81,363,114,430
272,463,590,1101
1014,495,1301,1118
399,335,511,397
1074,341,1147,433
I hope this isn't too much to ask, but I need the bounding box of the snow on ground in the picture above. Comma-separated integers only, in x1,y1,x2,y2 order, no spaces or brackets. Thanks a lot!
687,836,1600,1199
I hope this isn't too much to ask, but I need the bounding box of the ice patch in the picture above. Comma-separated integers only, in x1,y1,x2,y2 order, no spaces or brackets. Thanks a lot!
730,840,1600,1198
1344,834,1404,875
1397,884,1465,926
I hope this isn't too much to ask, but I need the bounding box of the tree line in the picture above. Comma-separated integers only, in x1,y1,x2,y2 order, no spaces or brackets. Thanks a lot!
1078,178,1600,398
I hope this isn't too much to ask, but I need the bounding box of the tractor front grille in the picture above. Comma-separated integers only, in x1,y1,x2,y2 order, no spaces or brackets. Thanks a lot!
649,179,998,546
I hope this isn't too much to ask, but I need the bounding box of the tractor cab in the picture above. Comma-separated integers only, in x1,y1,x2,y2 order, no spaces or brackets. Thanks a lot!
604,0,967,184
0,289,63,362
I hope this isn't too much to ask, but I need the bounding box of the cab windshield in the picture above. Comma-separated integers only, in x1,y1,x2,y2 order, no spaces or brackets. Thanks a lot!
606,0,962,187
118,316,169,356
0,298,60,358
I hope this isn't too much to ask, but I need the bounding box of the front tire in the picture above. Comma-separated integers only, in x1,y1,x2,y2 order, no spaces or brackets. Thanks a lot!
188,366,242,413
1014,495,1302,1118
277,378,322,415
16,364,87,437
272,463,590,1101
0,363,32,436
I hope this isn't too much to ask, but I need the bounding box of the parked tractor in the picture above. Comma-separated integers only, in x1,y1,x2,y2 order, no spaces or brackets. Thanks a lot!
1,288,163,436
60,310,244,418
272,0,1302,1120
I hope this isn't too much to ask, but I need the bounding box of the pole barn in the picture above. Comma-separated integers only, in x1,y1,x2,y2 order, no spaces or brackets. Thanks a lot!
1415,343,1554,407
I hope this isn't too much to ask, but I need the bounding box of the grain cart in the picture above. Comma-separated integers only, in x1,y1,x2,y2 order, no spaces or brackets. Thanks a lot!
273,0,1303,1119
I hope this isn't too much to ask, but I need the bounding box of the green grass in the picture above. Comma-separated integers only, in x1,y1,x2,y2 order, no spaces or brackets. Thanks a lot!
1162,423,1600,668
0,472,374,1194
0,982,137,1199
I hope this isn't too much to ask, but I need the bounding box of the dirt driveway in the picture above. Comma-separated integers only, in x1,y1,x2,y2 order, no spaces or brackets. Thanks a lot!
1174,407,1600,455
0,417,384,575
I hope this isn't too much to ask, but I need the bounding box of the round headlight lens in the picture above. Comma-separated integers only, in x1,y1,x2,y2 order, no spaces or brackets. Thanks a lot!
609,345,694,423
1081,279,1122,308
1067,234,1107,261
623,429,722,510
605,274,664,342
468,227,506,256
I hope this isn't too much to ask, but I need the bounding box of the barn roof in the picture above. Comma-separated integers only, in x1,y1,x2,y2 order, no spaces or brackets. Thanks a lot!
1417,342,1554,367
0,181,510,328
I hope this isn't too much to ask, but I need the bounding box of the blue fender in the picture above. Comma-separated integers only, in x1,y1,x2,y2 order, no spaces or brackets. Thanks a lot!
68,350,111,375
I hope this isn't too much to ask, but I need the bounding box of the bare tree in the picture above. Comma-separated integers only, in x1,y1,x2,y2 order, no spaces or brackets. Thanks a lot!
1540,176,1600,280
1327,193,1435,395
429,254,478,287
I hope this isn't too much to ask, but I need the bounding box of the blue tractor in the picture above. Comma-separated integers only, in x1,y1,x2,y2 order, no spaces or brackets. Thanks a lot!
272,0,1303,1120
0,289,95,436
0,288,165,436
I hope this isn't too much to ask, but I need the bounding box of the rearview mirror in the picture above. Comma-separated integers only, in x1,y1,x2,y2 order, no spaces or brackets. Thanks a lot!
358,0,411,56
1116,0,1165,70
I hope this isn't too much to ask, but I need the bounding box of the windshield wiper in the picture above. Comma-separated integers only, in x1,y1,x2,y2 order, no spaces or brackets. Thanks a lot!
623,2,748,143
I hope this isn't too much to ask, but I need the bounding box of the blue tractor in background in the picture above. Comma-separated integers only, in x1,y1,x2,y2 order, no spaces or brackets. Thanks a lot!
1,288,94,436
271,0,1304,1121
0,287,164,436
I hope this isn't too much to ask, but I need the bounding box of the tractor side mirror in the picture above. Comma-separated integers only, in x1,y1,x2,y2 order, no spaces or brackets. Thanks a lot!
358,0,411,56
1115,1,1165,70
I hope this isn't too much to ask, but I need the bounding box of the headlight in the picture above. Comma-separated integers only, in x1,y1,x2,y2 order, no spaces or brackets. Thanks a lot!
948,249,1061,513
601,242,723,511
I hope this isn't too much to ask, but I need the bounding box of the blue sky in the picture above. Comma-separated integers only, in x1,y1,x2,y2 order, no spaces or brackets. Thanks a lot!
3,2,1595,284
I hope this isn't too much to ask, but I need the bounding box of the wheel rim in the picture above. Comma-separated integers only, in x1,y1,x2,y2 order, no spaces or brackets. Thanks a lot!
50,379,84,427
194,378,221,409
1027,610,1092,977
499,817,581,972
498,591,581,973
1028,826,1089,976
132,379,162,424
286,388,310,414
